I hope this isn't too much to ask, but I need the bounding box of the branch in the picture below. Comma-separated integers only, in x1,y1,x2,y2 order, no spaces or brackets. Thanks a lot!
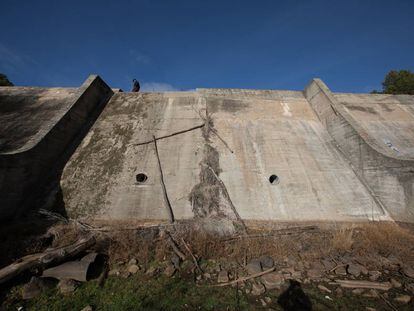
181,238,203,273
132,124,204,146
153,135,175,223
211,267,276,287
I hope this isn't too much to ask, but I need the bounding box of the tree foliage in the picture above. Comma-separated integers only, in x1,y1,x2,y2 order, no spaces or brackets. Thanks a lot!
379,70,414,95
0,73,13,86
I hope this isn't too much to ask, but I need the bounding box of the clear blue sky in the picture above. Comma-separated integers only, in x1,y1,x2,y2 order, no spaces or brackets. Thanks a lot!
1,0,413,92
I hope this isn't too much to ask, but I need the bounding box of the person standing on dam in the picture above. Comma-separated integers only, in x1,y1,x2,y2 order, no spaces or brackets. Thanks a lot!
131,79,140,92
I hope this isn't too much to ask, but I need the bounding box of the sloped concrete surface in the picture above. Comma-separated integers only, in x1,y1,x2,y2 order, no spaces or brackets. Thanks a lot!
62,88,388,222
305,79,414,222
0,75,113,221
0,87,78,154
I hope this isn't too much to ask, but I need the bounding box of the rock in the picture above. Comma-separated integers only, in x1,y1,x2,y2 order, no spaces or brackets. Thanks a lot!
365,308,377,311
264,296,272,304
22,277,51,300
363,289,379,298
261,272,284,289
127,264,140,274
128,258,137,265
406,283,414,294
80,306,93,311
390,278,402,288
394,295,411,304
108,269,120,276
290,271,302,280
318,285,331,293
260,298,267,307
246,259,262,275
164,264,176,277
203,272,211,279
368,271,381,281
403,266,414,279
218,270,229,283
352,288,364,295
251,282,266,296
121,271,131,279
171,253,181,269
347,263,367,277
146,266,158,276
281,266,295,275
321,259,335,271
334,266,347,276
259,256,274,269
57,279,78,295
335,287,343,297
387,254,401,267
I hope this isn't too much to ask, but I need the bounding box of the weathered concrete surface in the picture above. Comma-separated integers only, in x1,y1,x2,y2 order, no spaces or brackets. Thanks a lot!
62,88,388,222
305,79,414,222
0,75,113,221
61,92,205,220
203,89,386,221
4,75,411,224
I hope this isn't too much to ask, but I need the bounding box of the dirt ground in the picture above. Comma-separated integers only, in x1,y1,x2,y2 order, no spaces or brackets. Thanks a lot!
1,219,414,310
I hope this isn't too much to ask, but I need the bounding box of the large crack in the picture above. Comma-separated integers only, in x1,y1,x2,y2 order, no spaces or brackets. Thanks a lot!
189,103,247,233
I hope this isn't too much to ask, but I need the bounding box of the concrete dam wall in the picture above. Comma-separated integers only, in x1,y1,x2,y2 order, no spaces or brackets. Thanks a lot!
0,76,113,220
1,76,413,223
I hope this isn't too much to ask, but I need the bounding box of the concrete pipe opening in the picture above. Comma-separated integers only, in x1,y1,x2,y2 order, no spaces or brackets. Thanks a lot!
269,174,279,185
136,173,148,184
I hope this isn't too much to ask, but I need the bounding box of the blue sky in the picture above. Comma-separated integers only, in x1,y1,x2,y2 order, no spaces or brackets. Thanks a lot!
1,0,413,92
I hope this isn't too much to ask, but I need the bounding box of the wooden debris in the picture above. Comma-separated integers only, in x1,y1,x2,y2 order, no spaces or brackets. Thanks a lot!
223,226,318,242
181,238,203,273
166,232,186,261
333,280,392,291
0,235,95,285
380,293,398,311
211,267,276,287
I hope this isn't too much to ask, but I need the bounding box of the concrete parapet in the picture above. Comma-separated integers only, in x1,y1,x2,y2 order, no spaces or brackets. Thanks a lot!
0,75,113,221
304,79,414,222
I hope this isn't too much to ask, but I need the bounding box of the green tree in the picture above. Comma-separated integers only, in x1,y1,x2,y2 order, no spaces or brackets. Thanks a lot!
0,73,13,86
381,70,414,95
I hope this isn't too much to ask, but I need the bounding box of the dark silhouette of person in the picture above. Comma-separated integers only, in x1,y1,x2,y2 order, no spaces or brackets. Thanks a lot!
131,79,140,92
278,280,312,311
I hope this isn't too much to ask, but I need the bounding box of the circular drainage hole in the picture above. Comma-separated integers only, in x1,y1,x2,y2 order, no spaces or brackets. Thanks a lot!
136,173,148,184
269,174,279,185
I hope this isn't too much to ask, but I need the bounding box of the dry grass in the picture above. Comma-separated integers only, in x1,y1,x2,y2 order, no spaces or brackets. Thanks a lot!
330,228,355,253
354,222,414,259
4,219,414,270
101,222,414,267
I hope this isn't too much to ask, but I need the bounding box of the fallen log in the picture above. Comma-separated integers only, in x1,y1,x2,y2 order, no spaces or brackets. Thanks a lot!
0,235,95,285
222,226,318,242
211,267,276,287
332,280,392,291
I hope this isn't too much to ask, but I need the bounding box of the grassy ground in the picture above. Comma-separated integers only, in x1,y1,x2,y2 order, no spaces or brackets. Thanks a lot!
2,268,412,311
